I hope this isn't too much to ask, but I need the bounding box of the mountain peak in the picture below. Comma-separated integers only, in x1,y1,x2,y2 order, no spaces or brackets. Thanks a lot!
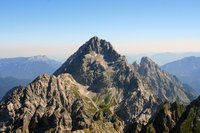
77,36,117,57
86,36,101,48
135,56,195,104
54,37,131,90
28,55,49,62
140,56,155,65
54,37,121,76
88,36,100,43
140,57,158,69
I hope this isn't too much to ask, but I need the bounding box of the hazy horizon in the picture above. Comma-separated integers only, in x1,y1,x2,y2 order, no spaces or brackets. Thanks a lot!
1,0,200,60
1,50,200,66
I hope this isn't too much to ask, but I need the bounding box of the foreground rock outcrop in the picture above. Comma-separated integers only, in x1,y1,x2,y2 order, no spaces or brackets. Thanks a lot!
142,96,200,133
0,74,123,132
142,101,185,133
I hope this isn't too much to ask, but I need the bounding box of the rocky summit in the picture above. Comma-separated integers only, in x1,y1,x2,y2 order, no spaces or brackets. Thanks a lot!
0,37,199,133
54,36,126,91
133,57,198,104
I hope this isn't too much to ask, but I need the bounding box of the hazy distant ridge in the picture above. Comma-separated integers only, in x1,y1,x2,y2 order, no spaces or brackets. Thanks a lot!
0,55,61,79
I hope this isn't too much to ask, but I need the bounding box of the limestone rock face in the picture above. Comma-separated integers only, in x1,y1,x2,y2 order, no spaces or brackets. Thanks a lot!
133,57,197,104
116,78,159,124
0,74,99,132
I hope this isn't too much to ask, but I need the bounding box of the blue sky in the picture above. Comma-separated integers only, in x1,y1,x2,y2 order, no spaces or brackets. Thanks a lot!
0,0,200,59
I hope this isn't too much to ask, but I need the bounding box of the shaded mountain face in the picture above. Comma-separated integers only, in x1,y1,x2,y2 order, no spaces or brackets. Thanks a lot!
162,56,200,93
0,55,61,80
142,96,200,133
142,101,186,133
173,96,200,133
132,57,198,104
54,36,134,92
0,77,31,100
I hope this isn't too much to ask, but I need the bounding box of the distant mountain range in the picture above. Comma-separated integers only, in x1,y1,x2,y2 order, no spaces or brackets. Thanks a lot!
126,52,200,65
0,37,198,132
162,56,200,93
0,55,62,100
0,55,61,80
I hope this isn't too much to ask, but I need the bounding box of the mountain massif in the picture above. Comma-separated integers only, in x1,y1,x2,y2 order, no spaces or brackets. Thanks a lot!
54,37,163,124
0,37,199,133
162,56,200,93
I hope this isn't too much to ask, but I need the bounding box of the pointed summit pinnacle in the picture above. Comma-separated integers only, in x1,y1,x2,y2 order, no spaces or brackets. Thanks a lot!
88,36,100,42
54,36,121,76
79,36,114,55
